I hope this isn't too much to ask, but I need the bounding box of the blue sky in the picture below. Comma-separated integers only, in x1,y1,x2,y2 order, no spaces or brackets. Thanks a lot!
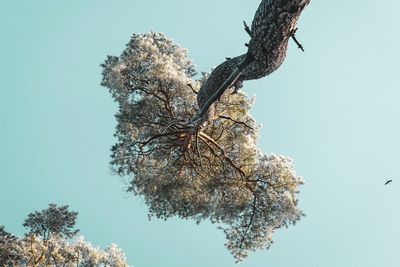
1,1,399,266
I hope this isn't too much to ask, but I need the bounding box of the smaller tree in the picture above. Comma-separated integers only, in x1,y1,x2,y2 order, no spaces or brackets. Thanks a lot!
23,203,79,240
1,205,131,266
0,226,22,266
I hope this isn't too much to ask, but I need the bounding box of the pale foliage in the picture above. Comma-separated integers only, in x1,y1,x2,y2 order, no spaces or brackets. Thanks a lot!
0,205,131,267
101,32,304,262
0,226,22,266
11,235,130,267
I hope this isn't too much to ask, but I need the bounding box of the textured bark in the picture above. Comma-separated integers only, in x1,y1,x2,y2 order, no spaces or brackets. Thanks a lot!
196,0,310,119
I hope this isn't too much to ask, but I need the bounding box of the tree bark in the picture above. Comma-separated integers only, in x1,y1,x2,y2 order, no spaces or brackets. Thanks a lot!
195,0,310,122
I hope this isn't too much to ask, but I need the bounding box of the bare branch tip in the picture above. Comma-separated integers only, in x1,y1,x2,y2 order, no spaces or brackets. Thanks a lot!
243,20,252,38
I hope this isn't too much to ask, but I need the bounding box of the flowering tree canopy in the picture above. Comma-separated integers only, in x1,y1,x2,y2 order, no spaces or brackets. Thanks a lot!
101,0,309,262
23,204,79,240
0,205,130,267
0,226,21,266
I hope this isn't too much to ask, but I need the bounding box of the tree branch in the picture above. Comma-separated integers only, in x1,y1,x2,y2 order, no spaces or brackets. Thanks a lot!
218,115,254,130
291,28,305,52
187,83,198,95
139,130,185,148
243,21,252,38
199,132,246,178
239,194,258,250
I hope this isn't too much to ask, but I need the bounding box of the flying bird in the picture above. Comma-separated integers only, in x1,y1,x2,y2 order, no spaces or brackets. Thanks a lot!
385,179,392,185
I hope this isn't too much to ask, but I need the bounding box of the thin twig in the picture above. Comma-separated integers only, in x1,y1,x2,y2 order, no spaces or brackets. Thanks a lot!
218,115,254,130
239,194,258,249
140,130,185,148
187,83,198,95
243,21,252,38
291,28,305,52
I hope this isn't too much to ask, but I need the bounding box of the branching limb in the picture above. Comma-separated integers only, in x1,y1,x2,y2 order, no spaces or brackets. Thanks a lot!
160,119,187,133
194,130,204,169
139,131,185,148
218,115,254,130
239,194,258,250
199,131,246,178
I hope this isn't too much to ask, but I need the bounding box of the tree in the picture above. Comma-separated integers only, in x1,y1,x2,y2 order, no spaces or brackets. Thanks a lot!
101,0,309,262
0,226,22,266
23,203,79,240
0,205,131,267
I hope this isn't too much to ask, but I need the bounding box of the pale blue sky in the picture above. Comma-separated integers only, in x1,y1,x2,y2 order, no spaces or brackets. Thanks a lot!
1,1,400,266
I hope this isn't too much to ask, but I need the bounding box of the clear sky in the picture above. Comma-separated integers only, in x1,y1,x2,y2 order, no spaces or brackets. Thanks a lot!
1,0,399,266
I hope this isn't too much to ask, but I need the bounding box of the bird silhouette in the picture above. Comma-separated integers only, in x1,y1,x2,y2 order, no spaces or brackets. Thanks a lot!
385,179,393,185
